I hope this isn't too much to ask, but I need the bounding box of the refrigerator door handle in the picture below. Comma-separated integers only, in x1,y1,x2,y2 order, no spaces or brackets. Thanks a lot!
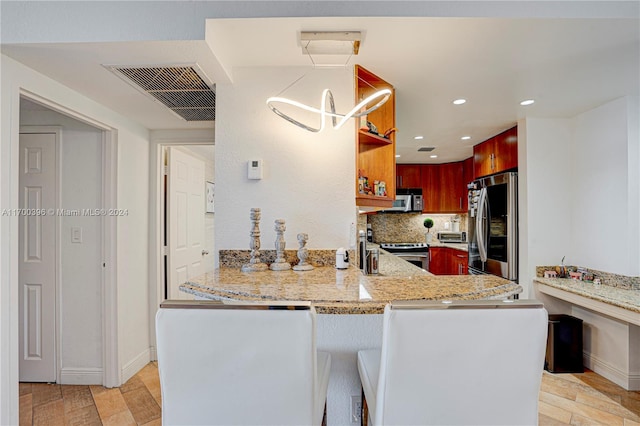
477,187,488,263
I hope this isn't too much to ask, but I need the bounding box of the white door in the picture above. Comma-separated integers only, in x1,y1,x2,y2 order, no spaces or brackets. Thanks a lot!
167,147,205,300
19,132,57,382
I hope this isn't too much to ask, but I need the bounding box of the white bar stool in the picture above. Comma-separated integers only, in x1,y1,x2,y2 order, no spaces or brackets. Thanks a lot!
156,300,331,425
357,299,548,425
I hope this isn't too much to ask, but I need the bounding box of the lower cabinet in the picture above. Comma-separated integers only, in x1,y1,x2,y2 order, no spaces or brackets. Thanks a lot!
428,247,468,275
451,250,468,275
428,247,448,275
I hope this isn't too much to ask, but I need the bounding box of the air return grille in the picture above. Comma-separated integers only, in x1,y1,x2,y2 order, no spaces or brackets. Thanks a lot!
418,147,435,152
107,65,215,121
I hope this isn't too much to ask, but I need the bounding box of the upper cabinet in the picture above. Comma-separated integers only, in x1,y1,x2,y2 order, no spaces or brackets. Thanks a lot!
355,65,396,209
473,126,518,178
439,162,466,213
396,164,422,189
398,158,473,214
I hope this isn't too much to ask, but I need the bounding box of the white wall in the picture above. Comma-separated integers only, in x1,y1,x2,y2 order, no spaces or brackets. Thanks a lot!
1,54,152,424
20,107,104,383
569,97,638,275
214,67,356,263
627,96,640,273
521,96,639,298
518,118,573,299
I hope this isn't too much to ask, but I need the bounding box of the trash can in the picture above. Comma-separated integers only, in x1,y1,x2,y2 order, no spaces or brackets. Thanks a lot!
545,314,584,373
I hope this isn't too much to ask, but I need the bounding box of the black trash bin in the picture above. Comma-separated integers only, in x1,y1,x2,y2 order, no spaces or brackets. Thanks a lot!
545,314,584,373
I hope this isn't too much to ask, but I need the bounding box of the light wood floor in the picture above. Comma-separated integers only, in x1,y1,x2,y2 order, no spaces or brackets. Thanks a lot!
20,362,640,425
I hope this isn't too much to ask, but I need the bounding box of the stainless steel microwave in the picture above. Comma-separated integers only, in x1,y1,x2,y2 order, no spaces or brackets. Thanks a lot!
383,188,423,212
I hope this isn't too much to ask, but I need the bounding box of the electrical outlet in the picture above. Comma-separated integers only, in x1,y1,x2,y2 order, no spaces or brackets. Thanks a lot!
351,395,362,424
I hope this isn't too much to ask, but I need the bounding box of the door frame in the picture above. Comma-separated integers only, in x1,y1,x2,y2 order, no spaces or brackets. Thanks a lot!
148,133,214,360
17,91,120,388
18,125,61,383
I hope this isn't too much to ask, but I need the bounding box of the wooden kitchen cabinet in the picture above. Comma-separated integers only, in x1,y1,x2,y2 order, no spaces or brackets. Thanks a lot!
439,162,466,213
494,126,518,172
396,164,422,189
463,156,474,186
429,247,468,275
428,246,448,275
397,156,473,214
451,249,468,275
473,126,518,178
355,65,396,209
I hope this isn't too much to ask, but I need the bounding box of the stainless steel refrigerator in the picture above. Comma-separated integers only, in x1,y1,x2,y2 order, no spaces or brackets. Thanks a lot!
468,172,518,281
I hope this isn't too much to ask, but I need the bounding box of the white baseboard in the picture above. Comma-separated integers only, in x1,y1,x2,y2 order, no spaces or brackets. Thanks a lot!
629,373,640,391
584,351,639,390
59,368,103,385
121,347,151,385
149,346,157,362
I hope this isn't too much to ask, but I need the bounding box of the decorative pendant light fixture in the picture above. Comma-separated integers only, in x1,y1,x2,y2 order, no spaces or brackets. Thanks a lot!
266,31,391,133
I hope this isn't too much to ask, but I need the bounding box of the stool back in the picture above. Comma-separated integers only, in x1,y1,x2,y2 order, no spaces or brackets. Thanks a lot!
377,299,548,425
156,300,319,425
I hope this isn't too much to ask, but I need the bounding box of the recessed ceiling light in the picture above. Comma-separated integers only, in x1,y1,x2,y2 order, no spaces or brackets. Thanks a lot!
395,154,401,158
430,155,438,158
453,99,466,105
461,136,471,140
520,99,535,106
414,135,424,140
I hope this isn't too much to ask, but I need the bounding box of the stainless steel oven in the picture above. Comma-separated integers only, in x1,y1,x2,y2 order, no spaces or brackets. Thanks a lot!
380,243,429,271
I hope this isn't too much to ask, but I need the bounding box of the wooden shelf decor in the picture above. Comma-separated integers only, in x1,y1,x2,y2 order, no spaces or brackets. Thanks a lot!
355,65,396,209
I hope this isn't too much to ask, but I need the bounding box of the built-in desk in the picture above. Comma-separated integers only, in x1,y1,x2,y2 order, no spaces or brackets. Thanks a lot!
534,277,639,391
535,277,639,325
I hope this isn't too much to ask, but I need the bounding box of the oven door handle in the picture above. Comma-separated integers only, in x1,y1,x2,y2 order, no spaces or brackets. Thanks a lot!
395,254,428,261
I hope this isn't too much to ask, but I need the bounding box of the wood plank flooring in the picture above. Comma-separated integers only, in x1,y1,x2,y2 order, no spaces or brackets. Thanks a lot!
20,363,640,425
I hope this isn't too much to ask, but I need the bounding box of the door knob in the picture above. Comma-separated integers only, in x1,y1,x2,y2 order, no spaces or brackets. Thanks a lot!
202,250,209,256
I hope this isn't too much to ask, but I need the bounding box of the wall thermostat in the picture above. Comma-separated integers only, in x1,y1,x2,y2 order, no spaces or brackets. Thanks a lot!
248,159,263,180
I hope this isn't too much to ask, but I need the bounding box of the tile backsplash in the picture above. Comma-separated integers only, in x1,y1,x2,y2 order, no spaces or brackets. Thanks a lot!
367,213,468,243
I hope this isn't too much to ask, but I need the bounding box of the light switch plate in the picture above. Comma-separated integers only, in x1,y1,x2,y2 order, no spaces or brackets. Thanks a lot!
71,227,82,243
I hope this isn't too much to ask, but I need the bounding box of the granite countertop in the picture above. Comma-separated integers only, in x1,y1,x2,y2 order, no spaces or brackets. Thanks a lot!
378,250,432,276
428,241,469,252
535,277,639,314
369,242,433,276
181,266,522,314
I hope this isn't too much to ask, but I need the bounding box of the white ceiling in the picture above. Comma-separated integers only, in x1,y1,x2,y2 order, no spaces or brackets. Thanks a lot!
3,15,639,163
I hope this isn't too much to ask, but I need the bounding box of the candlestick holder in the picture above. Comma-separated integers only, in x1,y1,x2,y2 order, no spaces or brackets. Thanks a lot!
270,219,291,271
241,208,268,272
293,233,314,271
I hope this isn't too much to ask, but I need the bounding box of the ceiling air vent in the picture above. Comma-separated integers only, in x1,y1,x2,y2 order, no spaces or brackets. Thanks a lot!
418,147,435,152
107,64,215,122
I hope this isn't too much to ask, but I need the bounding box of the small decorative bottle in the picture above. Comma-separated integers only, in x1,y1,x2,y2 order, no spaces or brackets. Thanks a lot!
270,219,291,271
293,233,314,271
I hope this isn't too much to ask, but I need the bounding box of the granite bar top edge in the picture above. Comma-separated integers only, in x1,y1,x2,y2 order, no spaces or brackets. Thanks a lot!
181,267,521,314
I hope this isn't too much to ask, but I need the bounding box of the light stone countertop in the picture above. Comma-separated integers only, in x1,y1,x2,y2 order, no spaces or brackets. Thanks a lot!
181,266,522,314
378,250,432,276
534,277,639,314
428,241,469,252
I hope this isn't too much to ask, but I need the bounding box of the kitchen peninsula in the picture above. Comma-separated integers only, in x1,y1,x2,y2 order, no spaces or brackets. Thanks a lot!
179,255,521,424
180,266,521,314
